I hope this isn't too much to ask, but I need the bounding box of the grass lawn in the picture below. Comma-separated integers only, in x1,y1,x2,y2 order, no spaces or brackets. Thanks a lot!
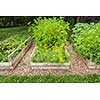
0,74,100,83
0,26,27,41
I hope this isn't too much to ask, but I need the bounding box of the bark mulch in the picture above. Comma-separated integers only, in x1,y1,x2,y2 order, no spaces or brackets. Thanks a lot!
0,43,100,76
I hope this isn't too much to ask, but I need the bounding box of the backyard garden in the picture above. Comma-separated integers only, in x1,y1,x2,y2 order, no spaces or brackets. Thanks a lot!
0,16,100,82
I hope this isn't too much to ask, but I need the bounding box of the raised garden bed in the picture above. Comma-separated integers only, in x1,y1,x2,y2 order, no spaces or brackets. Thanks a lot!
0,27,30,69
1,18,100,73
0,37,32,69
72,23,100,70
30,45,71,70
28,17,71,70
0,62,13,70
87,60,100,69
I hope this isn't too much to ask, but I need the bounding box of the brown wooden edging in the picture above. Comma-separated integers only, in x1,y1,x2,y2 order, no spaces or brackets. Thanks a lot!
12,42,33,69
30,45,71,70
30,62,71,70
0,62,13,70
8,37,32,62
87,60,100,69
0,37,33,70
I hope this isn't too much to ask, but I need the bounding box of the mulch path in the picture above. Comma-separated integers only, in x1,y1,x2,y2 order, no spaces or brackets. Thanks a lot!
0,43,100,76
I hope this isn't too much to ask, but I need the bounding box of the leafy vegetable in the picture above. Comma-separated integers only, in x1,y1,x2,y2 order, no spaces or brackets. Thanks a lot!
0,27,28,62
29,17,70,63
32,46,69,63
72,23,100,64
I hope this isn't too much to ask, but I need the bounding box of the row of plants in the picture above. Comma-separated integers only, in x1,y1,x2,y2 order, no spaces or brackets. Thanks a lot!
0,27,29,62
32,46,69,63
72,23,100,64
29,17,70,63
1,17,100,65
29,17,100,65
0,34,28,62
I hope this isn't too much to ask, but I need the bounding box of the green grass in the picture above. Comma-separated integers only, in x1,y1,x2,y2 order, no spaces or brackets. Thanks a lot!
0,74,100,83
0,26,27,41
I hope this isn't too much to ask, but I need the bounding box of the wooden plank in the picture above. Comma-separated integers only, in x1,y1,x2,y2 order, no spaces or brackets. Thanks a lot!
32,66,70,70
30,62,71,70
12,42,32,69
30,45,71,70
0,62,13,70
8,37,31,62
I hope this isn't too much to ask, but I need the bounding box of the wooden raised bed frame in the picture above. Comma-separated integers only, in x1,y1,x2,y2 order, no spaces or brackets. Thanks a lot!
0,37,32,70
30,46,71,70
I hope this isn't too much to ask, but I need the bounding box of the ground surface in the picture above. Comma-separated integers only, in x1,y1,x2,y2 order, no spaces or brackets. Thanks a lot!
0,74,100,83
0,42,100,76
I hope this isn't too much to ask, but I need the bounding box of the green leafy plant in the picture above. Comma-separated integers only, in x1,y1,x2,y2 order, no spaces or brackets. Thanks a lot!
71,23,95,43
0,34,28,62
30,17,70,48
0,27,28,62
32,46,69,63
72,23,100,64
29,17,70,63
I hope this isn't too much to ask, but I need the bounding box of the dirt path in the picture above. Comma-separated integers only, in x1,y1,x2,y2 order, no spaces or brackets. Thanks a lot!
66,43,100,74
10,43,35,75
66,42,87,68
0,43,35,76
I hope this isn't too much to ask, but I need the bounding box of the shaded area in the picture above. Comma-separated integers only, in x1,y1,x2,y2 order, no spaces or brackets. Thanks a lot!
1,16,100,28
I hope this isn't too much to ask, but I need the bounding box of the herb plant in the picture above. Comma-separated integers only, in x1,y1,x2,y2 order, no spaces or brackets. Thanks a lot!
72,23,100,64
30,17,70,63
0,27,28,62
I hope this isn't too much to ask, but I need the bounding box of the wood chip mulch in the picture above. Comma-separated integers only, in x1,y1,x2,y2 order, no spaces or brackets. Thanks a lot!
0,43,100,76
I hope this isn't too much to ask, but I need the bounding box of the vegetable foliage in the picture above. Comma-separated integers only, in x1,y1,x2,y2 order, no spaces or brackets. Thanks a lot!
0,27,28,62
29,17,70,63
72,23,100,64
